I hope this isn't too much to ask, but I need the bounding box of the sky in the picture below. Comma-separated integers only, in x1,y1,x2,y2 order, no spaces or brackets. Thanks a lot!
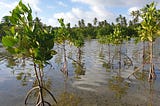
0,0,160,27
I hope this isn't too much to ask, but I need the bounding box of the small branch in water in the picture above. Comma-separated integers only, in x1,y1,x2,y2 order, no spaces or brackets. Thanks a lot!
25,86,39,104
60,62,68,77
24,85,57,105
67,56,83,68
127,64,144,79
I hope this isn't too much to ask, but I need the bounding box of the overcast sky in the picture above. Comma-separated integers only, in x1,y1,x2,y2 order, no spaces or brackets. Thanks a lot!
0,0,159,27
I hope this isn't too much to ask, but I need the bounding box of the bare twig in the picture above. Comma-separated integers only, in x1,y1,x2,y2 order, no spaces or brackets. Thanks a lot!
127,64,144,79
67,56,83,68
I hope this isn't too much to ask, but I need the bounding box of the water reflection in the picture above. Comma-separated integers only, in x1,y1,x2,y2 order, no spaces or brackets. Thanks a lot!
127,65,158,106
108,75,130,99
98,40,160,105
1,40,160,106
132,67,148,81
148,82,154,106
112,45,133,69
0,49,57,105
108,46,130,99
24,77,55,106
134,76,158,106
72,48,85,79
16,72,32,86
56,92,81,106
4,55,16,68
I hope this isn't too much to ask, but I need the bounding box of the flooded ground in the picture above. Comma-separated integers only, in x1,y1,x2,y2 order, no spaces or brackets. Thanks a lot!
0,39,160,106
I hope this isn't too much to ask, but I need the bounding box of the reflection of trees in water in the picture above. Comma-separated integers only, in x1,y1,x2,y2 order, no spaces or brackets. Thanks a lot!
60,43,69,77
25,75,57,106
133,69,155,106
73,62,85,79
16,72,32,86
128,42,157,81
99,44,133,73
7,56,17,68
99,44,112,72
112,45,133,70
0,51,17,68
1,53,33,86
8,57,34,86
128,66,155,106
137,77,155,106
54,45,63,68
54,45,82,105
98,44,132,99
102,61,112,72
10,58,57,105
4,53,28,70
132,67,148,81
108,75,129,99
98,44,105,59
56,92,81,106
108,45,131,99
148,82,154,106
26,77,52,97
54,43,86,79
71,48,85,79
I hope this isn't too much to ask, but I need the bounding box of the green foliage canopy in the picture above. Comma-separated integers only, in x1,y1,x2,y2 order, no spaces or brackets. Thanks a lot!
2,0,56,65
137,2,160,42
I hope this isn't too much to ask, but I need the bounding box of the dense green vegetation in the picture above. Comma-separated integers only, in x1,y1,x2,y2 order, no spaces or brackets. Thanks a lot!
1,1,57,105
0,10,138,42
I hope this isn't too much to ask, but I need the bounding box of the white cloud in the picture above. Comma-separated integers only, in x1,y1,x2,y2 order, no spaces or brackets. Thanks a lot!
44,6,114,27
58,1,67,7
0,1,18,20
2,0,159,27
70,0,160,26
0,0,41,21
45,9,77,27
128,7,140,14
44,0,116,27
71,0,105,6
0,2,17,9
71,0,159,7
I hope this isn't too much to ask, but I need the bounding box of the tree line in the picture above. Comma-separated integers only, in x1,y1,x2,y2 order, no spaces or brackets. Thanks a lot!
0,11,139,41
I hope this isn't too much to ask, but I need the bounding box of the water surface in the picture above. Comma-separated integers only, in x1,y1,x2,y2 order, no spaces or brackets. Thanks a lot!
0,40,160,106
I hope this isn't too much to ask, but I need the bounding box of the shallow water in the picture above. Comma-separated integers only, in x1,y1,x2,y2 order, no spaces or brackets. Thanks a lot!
0,39,160,106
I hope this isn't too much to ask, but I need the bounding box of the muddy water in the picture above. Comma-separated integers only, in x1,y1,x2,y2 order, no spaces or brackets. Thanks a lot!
0,40,160,106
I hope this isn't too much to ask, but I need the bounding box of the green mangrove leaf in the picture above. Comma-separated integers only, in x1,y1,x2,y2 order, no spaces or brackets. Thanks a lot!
9,16,17,24
7,47,19,54
10,26,15,34
12,9,21,19
43,29,48,34
19,0,29,12
27,13,32,23
2,36,18,47
32,48,40,59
